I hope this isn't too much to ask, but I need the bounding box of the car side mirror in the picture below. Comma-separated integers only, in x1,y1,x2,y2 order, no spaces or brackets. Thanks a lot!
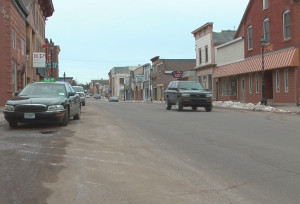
68,92,75,97
14,92,20,96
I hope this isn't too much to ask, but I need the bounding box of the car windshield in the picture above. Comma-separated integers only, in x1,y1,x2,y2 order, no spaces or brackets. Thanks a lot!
178,82,204,90
18,83,66,98
73,86,84,93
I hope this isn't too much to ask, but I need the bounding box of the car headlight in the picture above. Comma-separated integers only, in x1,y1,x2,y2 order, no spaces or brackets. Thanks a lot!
206,93,212,98
48,105,64,111
4,105,15,111
181,93,190,97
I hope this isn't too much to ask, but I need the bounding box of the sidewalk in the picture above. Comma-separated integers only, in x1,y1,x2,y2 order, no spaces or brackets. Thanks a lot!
0,102,299,125
0,106,5,125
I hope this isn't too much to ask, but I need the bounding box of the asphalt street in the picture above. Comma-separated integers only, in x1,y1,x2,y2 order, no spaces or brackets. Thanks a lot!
1,100,300,203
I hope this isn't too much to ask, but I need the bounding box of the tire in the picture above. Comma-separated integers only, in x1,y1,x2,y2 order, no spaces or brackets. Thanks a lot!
73,106,81,120
9,122,18,128
192,106,197,111
205,105,212,112
60,107,69,126
165,99,171,110
176,100,183,111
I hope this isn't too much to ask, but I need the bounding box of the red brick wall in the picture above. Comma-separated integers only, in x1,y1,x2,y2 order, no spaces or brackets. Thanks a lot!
272,68,297,104
0,0,12,106
0,0,27,106
236,68,298,105
244,0,296,58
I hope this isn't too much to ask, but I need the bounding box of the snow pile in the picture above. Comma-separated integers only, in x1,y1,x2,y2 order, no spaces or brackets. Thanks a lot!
213,101,291,113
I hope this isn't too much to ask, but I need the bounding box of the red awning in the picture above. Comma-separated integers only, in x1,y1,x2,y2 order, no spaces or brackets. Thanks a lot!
214,48,299,78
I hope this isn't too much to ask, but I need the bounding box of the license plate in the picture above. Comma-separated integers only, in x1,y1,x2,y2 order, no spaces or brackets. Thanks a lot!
24,113,35,119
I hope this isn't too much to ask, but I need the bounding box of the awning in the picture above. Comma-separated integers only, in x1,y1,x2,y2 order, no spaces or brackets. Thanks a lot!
214,48,299,78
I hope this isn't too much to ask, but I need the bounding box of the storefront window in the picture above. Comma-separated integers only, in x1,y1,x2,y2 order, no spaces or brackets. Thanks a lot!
220,77,237,96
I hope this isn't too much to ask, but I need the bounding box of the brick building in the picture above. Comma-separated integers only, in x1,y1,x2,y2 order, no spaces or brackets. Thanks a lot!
150,56,196,101
214,0,300,105
0,0,29,106
192,23,235,101
0,0,54,106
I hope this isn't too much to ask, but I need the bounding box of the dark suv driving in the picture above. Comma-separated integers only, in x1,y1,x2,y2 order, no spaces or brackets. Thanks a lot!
164,81,212,111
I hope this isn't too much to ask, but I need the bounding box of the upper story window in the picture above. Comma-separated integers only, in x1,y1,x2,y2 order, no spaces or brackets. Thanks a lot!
247,26,253,50
263,19,270,44
283,10,291,40
263,0,269,10
12,29,16,49
198,48,202,65
205,46,208,63
21,38,25,56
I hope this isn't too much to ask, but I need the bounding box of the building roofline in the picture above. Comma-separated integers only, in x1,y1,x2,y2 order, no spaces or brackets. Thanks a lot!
191,22,213,34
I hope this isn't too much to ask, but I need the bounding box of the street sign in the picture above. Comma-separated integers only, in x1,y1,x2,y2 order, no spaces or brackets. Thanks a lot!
135,75,144,82
46,62,59,68
33,52,46,68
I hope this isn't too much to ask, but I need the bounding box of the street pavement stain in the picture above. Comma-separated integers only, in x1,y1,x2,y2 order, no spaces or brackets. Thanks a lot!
40,130,58,135
0,126,75,204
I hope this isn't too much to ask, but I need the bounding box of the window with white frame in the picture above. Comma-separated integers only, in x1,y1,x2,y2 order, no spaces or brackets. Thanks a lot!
284,69,288,92
283,10,291,40
119,78,124,85
21,38,25,56
247,26,253,50
263,19,270,44
276,70,280,92
255,73,259,93
263,0,269,10
12,60,17,92
241,79,245,91
205,46,208,63
13,29,16,49
198,48,202,65
249,74,253,93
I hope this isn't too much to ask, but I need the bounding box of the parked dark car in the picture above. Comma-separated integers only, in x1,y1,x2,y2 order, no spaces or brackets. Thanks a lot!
73,86,86,106
109,96,119,102
164,81,212,111
3,82,81,127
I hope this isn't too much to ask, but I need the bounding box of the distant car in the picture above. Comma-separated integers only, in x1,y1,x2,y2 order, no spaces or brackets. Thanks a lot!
109,96,119,102
94,94,101,99
3,82,81,127
73,86,86,106
86,94,90,98
164,81,212,111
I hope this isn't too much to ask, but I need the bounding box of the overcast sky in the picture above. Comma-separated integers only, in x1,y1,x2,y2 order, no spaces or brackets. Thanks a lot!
45,0,249,84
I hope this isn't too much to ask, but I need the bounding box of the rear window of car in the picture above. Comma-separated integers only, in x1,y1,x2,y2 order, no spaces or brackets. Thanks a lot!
178,82,204,90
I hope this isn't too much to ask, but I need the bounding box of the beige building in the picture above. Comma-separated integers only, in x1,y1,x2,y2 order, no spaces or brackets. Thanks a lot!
23,0,54,83
192,23,235,100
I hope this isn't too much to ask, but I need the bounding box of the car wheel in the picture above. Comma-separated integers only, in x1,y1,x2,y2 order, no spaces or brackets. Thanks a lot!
60,107,69,126
192,106,197,111
165,99,171,110
205,105,212,112
73,106,81,120
176,100,183,111
9,122,18,128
